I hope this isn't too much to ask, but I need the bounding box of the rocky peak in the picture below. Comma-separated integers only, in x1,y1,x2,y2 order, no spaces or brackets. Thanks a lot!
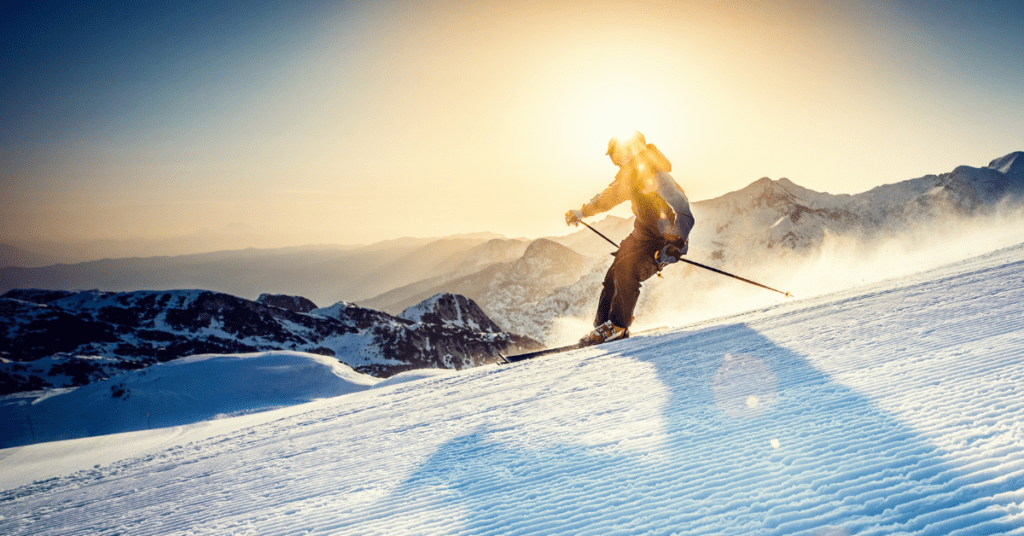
748,178,800,209
311,300,402,330
988,151,1024,177
398,293,501,333
257,293,318,313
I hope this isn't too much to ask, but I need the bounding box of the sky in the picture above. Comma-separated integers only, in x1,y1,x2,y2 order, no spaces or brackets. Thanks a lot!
2,0,1023,249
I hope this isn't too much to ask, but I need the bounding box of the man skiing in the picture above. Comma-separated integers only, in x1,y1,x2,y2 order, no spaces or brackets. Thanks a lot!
566,131,694,346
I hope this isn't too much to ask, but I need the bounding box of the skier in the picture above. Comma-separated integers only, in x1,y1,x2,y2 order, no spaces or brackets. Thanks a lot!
565,131,695,345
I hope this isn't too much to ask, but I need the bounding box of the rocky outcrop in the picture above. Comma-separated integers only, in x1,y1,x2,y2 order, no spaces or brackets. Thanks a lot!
256,293,318,313
398,293,502,333
0,289,541,395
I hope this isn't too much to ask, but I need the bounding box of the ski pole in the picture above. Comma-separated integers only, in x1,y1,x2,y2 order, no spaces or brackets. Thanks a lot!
675,257,792,298
578,220,792,298
579,220,620,249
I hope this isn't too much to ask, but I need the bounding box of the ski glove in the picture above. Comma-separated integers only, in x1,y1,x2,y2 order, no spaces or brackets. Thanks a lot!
565,209,584,227
655,244,683,270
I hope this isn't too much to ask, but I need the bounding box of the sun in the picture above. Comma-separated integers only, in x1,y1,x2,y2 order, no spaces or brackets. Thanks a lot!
552,68,696,162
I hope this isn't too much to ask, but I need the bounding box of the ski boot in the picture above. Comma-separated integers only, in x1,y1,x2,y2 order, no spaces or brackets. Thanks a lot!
579,320,628,346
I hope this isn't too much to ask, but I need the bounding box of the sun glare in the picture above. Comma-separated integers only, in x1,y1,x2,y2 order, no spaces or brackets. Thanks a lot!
552,66,696,166
579,81,666,138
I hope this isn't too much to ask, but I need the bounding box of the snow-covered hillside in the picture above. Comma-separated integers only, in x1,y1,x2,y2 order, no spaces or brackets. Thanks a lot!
690,150,1024,266
0,351,379,448
2,238,1023,535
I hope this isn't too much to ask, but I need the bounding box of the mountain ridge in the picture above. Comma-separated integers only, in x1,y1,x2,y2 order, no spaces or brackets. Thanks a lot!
3,151,1022,347
374,151,1024,343
0,289,540,395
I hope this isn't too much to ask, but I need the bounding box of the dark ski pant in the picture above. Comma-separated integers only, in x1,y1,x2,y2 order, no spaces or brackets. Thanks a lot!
594,231,663,330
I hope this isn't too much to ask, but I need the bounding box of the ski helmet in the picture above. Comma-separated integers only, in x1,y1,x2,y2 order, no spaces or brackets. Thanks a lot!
606,131,646,156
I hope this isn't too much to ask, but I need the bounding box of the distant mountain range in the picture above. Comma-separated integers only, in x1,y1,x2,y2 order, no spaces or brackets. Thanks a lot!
0,236,515,306
2,151,1021,356
0,289,539,396
692,151,1024,266
363,151,1024,342
0,226,504,267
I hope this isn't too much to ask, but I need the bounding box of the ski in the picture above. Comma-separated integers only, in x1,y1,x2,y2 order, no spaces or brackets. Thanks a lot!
496,326,669,365
497,344,585,364
498,342,585,364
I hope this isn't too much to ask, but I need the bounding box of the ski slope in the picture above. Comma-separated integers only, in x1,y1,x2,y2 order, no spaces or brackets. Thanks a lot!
2,243,1024,535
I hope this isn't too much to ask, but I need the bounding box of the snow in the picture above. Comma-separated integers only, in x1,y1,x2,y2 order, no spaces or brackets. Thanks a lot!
374,368,459,388
0,351,380,449
3,241,1024,534
988,152,1023,176
397,296,441,324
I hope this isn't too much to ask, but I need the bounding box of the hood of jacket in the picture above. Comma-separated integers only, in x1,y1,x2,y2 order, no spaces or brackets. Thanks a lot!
615,143,672,182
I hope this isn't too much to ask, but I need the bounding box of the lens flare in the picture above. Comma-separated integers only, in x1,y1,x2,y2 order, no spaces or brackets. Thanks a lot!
712,354,777,419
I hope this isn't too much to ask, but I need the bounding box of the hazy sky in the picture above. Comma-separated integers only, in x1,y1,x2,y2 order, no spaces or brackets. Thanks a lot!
2,0,1022,247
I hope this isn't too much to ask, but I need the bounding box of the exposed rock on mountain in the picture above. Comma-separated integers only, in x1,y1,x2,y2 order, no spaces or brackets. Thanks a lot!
257,293,318,313
0,289,540,395
398,293,502,333
690,177,859,264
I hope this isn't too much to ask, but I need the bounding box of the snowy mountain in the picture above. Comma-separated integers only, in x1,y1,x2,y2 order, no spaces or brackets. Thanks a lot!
691,151,1024,265
2,235,1023,534
255,292,318,313
421,237,532,279
363,238,601,337
370,151,1024,345
0,289,539,395
547,214,635,254
4,152,1022,351
397,292,503,333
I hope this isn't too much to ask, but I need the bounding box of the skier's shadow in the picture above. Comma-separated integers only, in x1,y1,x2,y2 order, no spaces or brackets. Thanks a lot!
373,324,1019,535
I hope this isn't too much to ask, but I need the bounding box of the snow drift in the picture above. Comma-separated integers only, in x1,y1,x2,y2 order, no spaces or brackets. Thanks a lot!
0,351,379,448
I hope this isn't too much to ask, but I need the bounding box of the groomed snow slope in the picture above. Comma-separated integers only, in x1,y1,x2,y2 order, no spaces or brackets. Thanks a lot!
2,243,1024,535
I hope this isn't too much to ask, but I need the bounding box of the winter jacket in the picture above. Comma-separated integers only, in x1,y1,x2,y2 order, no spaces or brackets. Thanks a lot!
580,144,695,253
